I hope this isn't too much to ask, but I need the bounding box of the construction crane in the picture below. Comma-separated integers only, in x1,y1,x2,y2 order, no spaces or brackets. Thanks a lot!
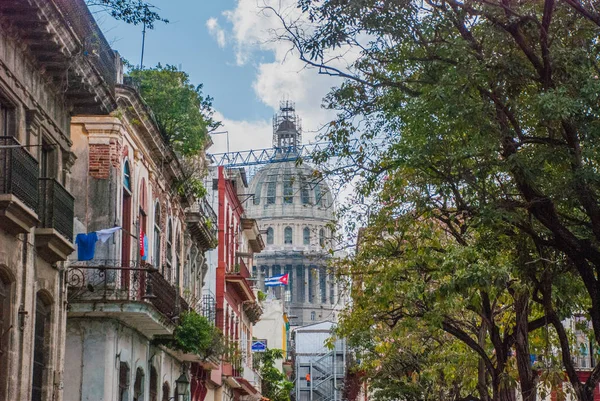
208,142,332,168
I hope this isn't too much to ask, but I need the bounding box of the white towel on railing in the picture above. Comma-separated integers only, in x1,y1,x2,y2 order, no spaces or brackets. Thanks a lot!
96,226,122,243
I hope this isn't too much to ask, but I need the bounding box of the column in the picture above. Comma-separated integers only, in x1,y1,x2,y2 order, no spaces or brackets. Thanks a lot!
292,267,297,303
304,267,309,303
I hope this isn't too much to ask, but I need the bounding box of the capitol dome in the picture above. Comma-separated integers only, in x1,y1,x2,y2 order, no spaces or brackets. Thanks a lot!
247,101,342,327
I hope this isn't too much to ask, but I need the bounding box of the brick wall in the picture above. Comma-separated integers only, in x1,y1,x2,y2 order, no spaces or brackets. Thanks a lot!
89,144,111,179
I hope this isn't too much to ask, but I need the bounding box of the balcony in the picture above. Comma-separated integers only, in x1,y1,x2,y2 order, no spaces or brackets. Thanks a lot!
186,198,218,250
67,262,190,336
0,137,39,235
35,178,75,263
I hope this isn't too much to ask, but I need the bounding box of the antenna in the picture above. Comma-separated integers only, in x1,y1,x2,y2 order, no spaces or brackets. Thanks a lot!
140,6,148,69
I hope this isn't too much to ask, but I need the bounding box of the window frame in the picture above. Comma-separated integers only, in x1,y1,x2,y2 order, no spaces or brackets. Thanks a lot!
284,227,293,245
303,227,310,245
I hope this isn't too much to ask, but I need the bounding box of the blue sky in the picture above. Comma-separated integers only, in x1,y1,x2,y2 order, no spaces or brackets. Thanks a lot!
96,1,272,121
93,1,343,155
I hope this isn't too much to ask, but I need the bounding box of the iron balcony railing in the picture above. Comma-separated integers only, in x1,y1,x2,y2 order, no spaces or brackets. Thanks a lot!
201,292,217,325
67,262,190,325
0,136,38,212
38,178,74,241
196,198,218,238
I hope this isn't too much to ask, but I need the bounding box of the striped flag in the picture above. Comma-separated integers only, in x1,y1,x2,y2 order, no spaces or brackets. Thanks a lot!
265,273,289,287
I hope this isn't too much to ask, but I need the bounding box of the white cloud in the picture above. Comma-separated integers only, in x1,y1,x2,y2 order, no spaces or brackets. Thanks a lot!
206,17,226,48
208,1,359,155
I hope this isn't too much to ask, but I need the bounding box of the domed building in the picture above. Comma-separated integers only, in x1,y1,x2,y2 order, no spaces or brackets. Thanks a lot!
247,101,342,327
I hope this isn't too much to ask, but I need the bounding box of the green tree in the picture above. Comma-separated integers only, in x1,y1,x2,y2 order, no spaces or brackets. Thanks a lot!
254,349,293,401
127,64,221,156
272,1,600,400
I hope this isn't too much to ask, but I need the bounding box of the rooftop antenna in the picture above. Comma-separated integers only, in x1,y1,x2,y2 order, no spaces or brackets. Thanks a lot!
140,4,148,69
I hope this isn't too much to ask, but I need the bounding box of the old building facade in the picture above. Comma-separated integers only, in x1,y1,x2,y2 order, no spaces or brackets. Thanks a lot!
203,166,265,401
0,0,116,400
64,79,217,401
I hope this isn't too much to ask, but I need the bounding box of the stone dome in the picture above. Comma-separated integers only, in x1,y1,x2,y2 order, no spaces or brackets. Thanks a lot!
246,160,334,222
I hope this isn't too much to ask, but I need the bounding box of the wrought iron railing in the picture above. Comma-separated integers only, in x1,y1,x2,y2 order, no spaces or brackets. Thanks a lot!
67,262,190,324
0,136,38,211
38,178,74,241
193,198,218,238
201,292,217,324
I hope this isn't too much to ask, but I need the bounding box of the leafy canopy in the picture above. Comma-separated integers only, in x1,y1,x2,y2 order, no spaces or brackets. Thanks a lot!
127,64,220,156
86,0,167,28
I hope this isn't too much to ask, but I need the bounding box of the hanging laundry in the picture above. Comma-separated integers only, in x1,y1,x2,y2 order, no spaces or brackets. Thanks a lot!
140,232,148,261
96,226,121,243
75,232,98,261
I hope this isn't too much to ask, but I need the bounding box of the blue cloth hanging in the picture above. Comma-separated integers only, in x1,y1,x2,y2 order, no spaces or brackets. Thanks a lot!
75,232,98,261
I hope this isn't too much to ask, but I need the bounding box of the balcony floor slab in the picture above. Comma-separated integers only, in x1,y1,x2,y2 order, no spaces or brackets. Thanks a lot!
0,194,39,235
68,301,175,337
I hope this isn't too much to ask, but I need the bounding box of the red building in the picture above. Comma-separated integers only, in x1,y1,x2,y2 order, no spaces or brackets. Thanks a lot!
204,166,265,401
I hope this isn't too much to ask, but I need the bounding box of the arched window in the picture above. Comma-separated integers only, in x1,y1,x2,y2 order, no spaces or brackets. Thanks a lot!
162,382,170,401
123,160,132,192
284,227,293,245
319,228,325,247
31,293,51,401
149,367,158,401
153,202,161,266
133,367,144,401
166,220,173,281
266,228,274,245
303,227,310,245
310,311,316,321
119,363,130,401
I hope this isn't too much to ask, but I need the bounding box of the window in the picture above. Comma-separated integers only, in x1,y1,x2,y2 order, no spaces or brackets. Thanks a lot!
150,367,158,401
0,274,11,400
119,363,130,401
319,228,325,247
266,228,274,245
314,183,321,207
283,175,293,204
284,227,293,245
303,227,310,245
133,367,144,401
253,179,262,205
175,233,181,284
153,202,161,266
123,161,132,192
162,382,170,401
266,175,277,205
184,252,190,290
300,176,310,205
0,102,14,137
166,220,173,280
31,293,50,401
310,311,316,321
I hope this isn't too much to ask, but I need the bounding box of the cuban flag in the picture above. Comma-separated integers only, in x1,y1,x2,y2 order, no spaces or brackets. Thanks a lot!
265,273,289,287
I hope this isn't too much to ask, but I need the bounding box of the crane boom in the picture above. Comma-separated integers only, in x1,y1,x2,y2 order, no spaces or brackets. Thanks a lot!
208,142,331,167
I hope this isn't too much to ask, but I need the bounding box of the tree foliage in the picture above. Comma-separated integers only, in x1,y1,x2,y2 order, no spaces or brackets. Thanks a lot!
274,1,600,400
86,0,167,28
127,64,221,156
254,349,293,401
162,311,225,360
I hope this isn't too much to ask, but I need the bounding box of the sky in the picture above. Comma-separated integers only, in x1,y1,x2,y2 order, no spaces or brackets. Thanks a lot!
94,0,343,157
